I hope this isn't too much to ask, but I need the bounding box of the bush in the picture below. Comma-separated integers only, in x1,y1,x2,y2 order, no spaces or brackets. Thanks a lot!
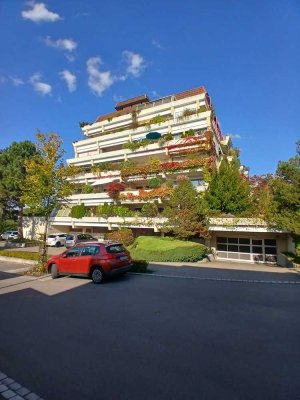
164,132,173,141
10,238,40,245
148,177,162,188
141,203,159,217
96,205,134,218
106,228,135,246
70,204,87,219
82,184,93,194
128,236,208,262
97,203,114,218
131,260,148,273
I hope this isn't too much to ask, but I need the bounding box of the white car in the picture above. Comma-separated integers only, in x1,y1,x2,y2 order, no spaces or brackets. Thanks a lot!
46,233,67,247
1,231,19,240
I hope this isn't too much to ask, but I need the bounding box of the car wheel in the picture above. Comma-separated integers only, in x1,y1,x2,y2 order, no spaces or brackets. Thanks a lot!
51,264,59,279
91,267,103,284
55,242,61,247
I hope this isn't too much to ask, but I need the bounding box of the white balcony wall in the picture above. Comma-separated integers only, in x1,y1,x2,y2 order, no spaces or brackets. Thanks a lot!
67,192,112,206
81,92,207,138
50,216,168,230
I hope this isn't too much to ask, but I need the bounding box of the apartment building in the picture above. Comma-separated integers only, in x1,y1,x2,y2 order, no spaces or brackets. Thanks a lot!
50,86,231,237
24,85,292,265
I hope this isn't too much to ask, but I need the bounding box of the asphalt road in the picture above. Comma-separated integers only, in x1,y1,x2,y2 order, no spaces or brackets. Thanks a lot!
0,262,300,400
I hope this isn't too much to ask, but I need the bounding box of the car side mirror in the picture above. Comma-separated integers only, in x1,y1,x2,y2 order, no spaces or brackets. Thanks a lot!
62,253,67,258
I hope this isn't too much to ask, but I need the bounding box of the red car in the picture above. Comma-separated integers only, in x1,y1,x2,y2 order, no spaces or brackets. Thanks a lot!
47,241,132,284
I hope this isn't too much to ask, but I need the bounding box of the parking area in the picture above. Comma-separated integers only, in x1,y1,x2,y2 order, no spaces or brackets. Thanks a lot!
0,260,300,400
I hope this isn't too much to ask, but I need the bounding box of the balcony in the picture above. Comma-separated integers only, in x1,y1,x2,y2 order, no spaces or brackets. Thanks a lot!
50,215,168,231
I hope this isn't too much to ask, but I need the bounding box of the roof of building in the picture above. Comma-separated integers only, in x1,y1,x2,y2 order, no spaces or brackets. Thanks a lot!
95,86,207,123
174,86,206,100
115,94,150,111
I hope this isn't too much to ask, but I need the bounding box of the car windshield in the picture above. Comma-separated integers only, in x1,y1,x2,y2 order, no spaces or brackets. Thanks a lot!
48,235,57,238
66,235,74,240
106,244,125,254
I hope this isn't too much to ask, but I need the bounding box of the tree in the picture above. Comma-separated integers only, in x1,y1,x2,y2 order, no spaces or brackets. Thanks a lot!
162,177,209,239
22,133,78,271
0,141,37,238
204,160,251,215
268,155,300,234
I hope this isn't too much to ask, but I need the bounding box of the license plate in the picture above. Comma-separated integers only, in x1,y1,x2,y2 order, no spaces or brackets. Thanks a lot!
120,256,128,261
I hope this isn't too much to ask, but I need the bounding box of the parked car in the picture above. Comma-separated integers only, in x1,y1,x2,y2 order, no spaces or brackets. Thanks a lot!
0,231,19,240
65,233,98,248
47,241,132,283
46,233,67,247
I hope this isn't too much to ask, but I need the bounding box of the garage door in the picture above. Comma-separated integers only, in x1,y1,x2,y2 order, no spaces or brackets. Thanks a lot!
216,237,277,263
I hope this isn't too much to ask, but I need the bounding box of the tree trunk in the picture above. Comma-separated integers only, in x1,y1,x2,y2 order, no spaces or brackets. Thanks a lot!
17,205,24,239
38,216,49,272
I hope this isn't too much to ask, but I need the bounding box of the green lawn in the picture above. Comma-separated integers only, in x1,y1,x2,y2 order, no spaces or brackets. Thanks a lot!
0,250,39,261
127,236,208,262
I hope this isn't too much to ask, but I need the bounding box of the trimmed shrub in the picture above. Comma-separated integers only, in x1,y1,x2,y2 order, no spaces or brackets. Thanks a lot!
148,177,162,188
128,236,208,262
70,204,87,219
106,228,134,246
131,260,148,273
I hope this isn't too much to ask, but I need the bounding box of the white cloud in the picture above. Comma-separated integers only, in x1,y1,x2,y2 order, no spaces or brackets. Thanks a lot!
122,51,145,77
59,70,76,92
21,2,62,23
44,36,77,52
86,57,114,96
151,39,164,50
29,73,52,95
10,76,24,86
230,134,241,139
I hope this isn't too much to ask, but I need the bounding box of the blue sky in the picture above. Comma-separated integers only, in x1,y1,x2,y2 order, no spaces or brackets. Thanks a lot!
0,0,299,175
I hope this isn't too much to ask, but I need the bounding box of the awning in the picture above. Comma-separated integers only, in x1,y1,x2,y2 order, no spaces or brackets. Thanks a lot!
146,132,161,139
91,177,121,186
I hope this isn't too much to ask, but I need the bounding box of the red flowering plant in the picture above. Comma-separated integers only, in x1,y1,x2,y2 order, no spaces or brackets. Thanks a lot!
107,182,126,199
120,187,173,201
121,156,215,179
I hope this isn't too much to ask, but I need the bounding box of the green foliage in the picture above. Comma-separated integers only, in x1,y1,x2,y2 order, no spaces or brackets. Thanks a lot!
148,177,162,188
205,160,251,215
96,204,134,218
22,133,79,271
106,228,134,246
293,234,300,257
162,179,209,239
181,129,195,138
114,206,134,217
268,156,300,234
81,184,93,194
181,108,197,118
149,115,166,124
0,250,39,261
70,204,87,219
128,236,208,262
198,105,207,113
141,203,159,217
97,203,114,218
0,140,38,237
164,132,173,141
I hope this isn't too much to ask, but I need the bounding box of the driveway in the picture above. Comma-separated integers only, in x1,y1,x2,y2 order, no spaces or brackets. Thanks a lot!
0,262,299,400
